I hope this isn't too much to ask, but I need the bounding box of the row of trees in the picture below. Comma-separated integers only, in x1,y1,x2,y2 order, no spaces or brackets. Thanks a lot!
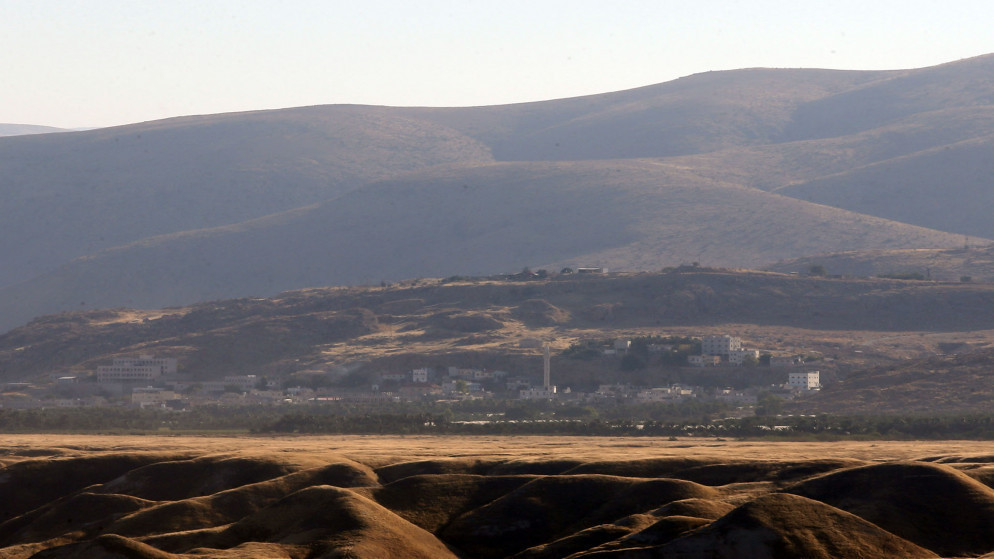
6,404,994,439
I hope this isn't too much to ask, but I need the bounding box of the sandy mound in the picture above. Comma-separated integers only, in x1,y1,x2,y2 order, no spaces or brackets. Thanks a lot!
105,462,378,537
361,473,536,532
510,522,647,559
0,492,152,547
787,461,994,556
651,498,736,520
0,452,190,525
586,493,937,559
7,439,994,558
442,474,715,558
374,457,499,483
562,457,721,477
200,485,458,559
486,458,587,476
30,533,176,559
95,455,304,501
661,458,867,486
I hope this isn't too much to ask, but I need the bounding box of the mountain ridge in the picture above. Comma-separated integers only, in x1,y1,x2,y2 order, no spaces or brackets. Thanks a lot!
4,54,994,331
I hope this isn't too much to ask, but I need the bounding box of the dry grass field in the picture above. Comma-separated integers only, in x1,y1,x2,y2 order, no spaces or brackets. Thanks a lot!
4,434,994,558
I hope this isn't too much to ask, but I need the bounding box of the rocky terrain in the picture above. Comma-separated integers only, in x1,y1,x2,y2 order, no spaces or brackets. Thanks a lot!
2,435,994,558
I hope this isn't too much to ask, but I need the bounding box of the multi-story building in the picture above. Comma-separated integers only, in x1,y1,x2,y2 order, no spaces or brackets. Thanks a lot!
701,335,742,356
788,371,821,390
97,355,177,383
728,349,761,365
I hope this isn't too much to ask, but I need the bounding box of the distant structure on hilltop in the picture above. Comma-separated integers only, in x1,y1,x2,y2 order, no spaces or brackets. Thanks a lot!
97,355,177,383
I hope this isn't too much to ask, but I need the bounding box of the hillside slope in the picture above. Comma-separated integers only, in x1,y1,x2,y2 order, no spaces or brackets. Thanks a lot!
5,54,994,331
5,269,994,383
0,160,970,331
0,106,493,287
766,245,994,281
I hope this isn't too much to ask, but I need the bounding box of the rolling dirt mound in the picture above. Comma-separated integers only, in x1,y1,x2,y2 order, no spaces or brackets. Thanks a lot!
787,461,994,556
0,452,192,523
30,533,177,559
361,474,537,533
104,462,379,538
9,440,994,558
0,492,153,547
374,457,503,483
511,517,656,559
563,457,867,486
202,485,458,559
664,458,869,486
561,457,722,477
441,474,715,558
94,455,301,501
626,493,938,559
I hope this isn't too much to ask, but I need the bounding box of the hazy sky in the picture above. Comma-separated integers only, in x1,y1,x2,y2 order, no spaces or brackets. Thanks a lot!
4,0,994,129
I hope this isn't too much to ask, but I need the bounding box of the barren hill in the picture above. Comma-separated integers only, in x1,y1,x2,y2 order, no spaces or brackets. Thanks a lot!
2,436,994,558
5,269,994,387
5,54,994,331
0,106,493,287
0,160,971,332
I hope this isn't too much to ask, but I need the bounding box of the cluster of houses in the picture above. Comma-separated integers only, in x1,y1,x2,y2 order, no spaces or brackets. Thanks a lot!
1,336,822,410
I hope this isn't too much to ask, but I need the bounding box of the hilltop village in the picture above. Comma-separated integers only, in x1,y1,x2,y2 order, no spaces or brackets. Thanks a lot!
0,335,821,412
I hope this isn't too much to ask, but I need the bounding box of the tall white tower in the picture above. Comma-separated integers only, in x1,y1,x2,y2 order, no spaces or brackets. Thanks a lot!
543,344,551,389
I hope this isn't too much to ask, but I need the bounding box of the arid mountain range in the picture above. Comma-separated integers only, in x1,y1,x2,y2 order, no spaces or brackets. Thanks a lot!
4,54,994,331
5,436,994,558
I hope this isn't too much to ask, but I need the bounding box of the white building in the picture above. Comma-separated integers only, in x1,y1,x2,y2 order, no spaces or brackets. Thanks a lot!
701,335,742,356
411,368,430,383
728,349,761,365
97,355,177,383
788,371,821,390
222,375,260,392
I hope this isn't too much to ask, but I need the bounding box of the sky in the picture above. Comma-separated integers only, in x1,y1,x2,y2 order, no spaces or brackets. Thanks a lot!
3,0,994,129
